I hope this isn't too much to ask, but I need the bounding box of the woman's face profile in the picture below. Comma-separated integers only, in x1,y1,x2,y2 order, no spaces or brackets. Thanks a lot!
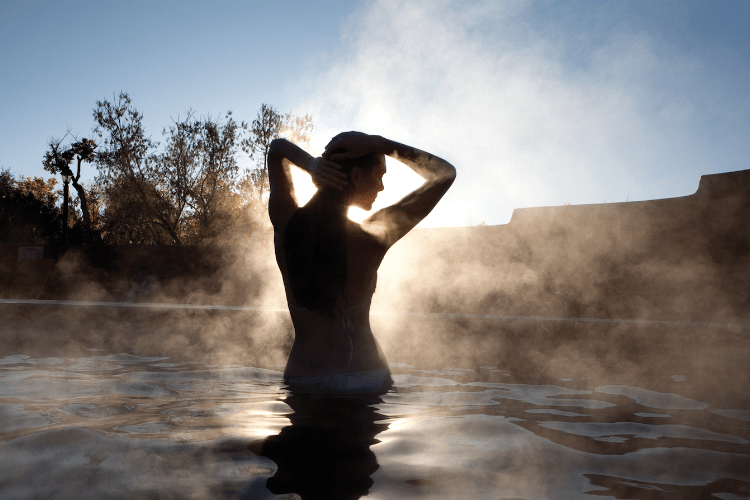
350,156,386,210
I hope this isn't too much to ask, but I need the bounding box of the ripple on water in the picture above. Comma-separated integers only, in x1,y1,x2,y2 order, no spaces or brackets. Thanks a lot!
0,353,748,499
537,420,750,444
594,385,708,410
712,409,750,422
115,421,174,435
61,403,134,419
0,403,51,433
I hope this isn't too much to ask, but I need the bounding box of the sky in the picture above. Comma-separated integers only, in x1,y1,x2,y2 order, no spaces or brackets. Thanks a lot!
1,0,749,226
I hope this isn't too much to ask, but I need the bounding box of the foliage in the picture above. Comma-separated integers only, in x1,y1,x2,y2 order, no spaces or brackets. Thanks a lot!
0,170,64,244
42,136,97,179
93,94,272,244
14,174,59,207
43,133,99,242
153,109,247,244
5,94,312,246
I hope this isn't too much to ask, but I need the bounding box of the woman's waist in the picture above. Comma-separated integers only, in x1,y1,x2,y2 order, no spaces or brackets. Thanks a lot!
286,298,371,314
287,304,371,330
289,318,374,342
285,368,392,394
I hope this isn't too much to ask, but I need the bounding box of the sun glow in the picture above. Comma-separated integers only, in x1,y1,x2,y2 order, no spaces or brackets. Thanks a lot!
290,167,317,206
290,157,425,223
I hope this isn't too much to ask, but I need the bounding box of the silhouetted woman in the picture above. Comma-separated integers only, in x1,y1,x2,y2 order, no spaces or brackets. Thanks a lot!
268,131,456,392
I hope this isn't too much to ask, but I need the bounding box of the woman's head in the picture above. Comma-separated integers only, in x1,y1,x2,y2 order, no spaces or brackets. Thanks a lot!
283,150,385,316
335,151,386,210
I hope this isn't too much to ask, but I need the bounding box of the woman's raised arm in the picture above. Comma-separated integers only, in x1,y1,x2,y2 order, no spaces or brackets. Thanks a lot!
325,133,456,247
267,138,347,228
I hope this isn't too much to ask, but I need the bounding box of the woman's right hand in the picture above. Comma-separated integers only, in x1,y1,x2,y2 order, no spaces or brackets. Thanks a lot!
309,157,348,191
323,132,381,160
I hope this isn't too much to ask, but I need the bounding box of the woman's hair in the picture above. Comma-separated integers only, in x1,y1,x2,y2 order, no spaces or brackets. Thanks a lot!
283,151,381,316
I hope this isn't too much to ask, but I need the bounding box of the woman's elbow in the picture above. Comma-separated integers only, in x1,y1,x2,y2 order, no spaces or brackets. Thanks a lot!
443,164,457,185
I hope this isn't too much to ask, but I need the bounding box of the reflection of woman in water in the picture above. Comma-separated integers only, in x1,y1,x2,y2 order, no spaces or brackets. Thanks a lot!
268,131,456,391
251,393,390,499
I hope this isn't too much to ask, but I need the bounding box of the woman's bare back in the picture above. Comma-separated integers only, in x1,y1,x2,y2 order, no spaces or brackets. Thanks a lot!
276,221,390,379
266,132,456,387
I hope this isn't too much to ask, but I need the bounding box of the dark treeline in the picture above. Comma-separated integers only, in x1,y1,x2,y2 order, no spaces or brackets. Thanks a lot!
1,93,312,245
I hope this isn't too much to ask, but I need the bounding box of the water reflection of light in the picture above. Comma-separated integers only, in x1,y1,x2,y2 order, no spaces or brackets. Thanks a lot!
376,415,414,434
233,401,291,440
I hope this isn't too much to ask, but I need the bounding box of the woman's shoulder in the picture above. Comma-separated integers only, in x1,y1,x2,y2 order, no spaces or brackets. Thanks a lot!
347,220,389,251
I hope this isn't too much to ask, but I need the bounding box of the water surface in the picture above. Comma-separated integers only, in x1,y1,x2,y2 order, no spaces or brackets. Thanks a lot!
1,342,749,499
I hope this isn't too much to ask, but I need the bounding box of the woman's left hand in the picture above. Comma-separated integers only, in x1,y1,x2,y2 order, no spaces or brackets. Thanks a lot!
309,157,348,190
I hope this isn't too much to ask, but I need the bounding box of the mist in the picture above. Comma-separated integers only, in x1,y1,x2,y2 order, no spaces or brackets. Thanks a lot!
2,167,749,411
368,169,750,405
1,230,290,368
298,0,750,227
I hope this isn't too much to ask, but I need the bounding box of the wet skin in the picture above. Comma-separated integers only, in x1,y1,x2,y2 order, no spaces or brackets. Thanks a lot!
275,218,390,378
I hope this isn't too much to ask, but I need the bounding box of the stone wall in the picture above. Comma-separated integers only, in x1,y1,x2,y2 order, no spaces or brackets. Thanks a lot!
375,169,750,324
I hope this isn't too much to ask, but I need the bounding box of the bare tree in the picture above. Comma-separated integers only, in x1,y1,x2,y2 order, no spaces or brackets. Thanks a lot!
93,93,176,242
157,110,244,243
242,104,313,197
243,103,282,194
94,93,251,244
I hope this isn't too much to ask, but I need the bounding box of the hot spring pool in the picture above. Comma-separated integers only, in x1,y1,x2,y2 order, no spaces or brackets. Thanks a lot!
1,344,749,499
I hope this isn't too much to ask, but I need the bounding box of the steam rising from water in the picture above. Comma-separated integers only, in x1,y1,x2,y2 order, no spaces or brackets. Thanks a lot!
298,0,750,227
2,167,748,411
